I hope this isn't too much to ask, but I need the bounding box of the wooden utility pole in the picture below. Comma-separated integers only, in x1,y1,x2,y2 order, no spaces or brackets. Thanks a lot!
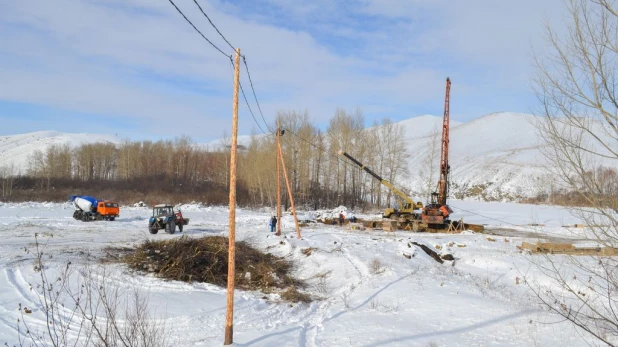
224,48,240,346
276,122,282,236
278,141,302,239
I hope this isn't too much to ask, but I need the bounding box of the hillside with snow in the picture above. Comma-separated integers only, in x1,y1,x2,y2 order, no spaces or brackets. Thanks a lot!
1,112,614,201
202,134,265,151
406,112,548,201
405,112,617,201
0,131,120,175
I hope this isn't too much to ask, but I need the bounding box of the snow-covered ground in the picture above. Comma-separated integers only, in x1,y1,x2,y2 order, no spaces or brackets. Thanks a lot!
0,201,603,346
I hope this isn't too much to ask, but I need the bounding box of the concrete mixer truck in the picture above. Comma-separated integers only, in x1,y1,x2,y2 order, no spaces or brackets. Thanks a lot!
69,195,120,221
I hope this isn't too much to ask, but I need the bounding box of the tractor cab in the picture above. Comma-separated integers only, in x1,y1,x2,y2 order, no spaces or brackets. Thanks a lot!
153,204,174,217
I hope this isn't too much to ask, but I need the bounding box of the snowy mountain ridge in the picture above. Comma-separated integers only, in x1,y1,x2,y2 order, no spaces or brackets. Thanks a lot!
0,112,611,201
0,131,121,175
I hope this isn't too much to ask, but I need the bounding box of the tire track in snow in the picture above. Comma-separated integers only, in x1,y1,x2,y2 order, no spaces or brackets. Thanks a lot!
4,267,37,309
301,233,374,346
0,267,42,343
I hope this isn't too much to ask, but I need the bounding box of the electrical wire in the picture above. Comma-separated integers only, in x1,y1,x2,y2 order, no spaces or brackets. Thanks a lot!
449,205,552,235
188,0,272,134
171,0,274,134
191,0,236,51
240,83,268,134
242,56,273,133
450,206,521,227
284,128,370,173
227,59,268,135
167,0,232,59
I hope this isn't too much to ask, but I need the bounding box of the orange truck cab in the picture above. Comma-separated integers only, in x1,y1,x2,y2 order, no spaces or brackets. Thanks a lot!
96,201,120,221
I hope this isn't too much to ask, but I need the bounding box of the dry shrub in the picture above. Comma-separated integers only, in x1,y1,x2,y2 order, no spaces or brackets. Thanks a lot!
280,286,312,303
370,258,384,274
301,247,317,256
123,236,308,300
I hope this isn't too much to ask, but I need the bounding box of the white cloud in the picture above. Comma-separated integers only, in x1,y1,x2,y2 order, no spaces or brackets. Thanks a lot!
0,0,569,140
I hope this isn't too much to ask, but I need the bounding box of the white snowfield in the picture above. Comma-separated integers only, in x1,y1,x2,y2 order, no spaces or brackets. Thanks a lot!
0,200,603,346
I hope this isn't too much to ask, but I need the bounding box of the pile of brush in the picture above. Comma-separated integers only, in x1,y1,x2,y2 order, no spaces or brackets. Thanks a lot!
123,236,310,302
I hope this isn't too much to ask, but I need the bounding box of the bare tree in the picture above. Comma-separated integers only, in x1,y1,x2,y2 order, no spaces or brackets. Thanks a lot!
0,163,15,198
18,235,166,347
533,0,618,344
417,123,441,202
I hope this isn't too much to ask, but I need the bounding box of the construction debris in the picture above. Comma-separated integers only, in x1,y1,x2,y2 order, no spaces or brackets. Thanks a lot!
517,242,618,256
411,242,443,264
382,220,398,232
347,222,366,231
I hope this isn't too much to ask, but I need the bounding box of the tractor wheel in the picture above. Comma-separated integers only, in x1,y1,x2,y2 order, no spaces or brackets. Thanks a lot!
109,217,115,221
73,211,80,220
178,223,183,233
165,220,176,234
149,224,158,234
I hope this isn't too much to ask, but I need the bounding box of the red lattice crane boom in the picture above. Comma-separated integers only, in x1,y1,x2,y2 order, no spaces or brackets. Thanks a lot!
437,77,451,206
421,77,453,226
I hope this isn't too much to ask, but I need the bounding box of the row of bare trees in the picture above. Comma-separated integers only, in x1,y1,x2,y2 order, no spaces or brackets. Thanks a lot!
15,110,410,210
240,109,410,210
27,136,224,185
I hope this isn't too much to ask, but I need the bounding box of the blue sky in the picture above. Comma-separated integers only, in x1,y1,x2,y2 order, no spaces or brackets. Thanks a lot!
0,0,565,142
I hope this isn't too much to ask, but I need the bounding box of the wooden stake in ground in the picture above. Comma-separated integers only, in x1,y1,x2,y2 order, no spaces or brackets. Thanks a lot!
276,122,282,236
277,140,302,239
224,48,240,346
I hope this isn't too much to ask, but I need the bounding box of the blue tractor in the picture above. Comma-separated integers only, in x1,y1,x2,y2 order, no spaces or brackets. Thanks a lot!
148,204,189,234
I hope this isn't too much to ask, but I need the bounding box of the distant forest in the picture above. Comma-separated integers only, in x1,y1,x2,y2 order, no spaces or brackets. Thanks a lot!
0,110,421,211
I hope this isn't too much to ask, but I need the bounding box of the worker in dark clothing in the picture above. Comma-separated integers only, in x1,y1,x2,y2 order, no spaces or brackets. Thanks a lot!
338,213,345,226
269,216,277,233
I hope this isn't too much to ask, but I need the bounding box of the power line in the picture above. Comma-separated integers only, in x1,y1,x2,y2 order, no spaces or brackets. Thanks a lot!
240,83,268,134
228,58,268,135
450,206,523,228
449,205,555,236
170,0,273,135
167,0,232,59
191,0,235,51
188,0,273,133
242,56,273,132
284,129,365,172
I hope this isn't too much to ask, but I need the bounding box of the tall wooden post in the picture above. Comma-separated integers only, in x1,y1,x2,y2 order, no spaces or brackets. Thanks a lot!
278,141,302,239
224,48,240,346
276,122,282,236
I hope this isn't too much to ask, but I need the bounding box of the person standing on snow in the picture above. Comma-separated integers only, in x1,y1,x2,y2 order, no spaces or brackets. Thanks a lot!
338,213,345,226
269,216,277,233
